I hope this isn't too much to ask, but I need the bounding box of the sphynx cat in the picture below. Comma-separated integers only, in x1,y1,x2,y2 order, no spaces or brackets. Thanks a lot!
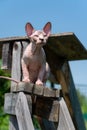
21,22,51,86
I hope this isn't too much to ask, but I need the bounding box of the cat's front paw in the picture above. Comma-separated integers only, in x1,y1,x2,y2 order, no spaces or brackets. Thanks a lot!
36,80,43,86
23,78,30,82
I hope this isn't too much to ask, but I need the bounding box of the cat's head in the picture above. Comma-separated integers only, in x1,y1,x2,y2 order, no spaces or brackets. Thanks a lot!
25,22,51,46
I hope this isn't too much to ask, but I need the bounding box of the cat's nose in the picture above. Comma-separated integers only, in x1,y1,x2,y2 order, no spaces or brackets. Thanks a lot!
39,38,44,41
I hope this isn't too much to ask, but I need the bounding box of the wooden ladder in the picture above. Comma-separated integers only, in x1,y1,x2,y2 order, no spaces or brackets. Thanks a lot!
4,82,75,130
0,35,86,130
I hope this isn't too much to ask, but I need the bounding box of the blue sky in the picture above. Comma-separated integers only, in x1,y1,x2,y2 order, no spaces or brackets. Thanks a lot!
0,0,87,85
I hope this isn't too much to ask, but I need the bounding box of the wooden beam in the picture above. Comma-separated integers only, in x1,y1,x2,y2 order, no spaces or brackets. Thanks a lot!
57,62,86,130
10,42,23,130
34,96,59,122
12,82,60,98
11,42,22,91
57,98,75,130
15,92,34,130
9,116,19,130
46,32,87,60
0,36,29,43
4,92,59,122
1,43,12,71
0,33,87,60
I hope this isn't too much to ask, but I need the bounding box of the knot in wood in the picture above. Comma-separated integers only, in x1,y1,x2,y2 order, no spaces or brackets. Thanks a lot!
14,43,18,50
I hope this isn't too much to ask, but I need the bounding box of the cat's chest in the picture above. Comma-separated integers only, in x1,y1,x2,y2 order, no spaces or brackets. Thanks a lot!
23,52,45,66
29,54,43,63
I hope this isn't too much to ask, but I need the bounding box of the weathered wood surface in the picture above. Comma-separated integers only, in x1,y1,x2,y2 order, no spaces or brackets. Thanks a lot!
4,92,59,122
0,36,29,43
9,116,19,130
0,33,87,61
4,93,32,115
1,32,86,129
1,43,12,70
34,97,59,122
46,33,87,61
13,82,60,98
4,93,18,115
11,42,22,91
57,62,86,130
4,92,76,129
57,98,75,130
10,42,23,130
15,92,34,130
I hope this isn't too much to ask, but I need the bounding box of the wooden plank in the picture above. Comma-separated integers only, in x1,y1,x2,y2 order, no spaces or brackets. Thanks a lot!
15,92,34,130
4,92,59,122
21,41,29,49
4,93,18,115
9,41,22,130
0,33,87,60
57,62,86,130
21,41,29,80
11,42,22,91
16,82,34,94
1,43,12,71
33,84,44,96
46,33,87,60
4,93,19,130
13,82,60,98
34,97,59,122
4,93,32,115
0,36,29,43
4,93,57,129
43,87,56,97
1,43,9,69
33,85,60,98
57,98,75,130
9,116,19,130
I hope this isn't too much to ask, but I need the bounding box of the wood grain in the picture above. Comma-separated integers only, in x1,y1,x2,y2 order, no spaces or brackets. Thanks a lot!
15,92,34,130
57,98,75,130
11,42,22,91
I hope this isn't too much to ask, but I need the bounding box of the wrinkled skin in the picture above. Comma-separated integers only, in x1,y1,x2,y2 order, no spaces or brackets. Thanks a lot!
21,22,51,86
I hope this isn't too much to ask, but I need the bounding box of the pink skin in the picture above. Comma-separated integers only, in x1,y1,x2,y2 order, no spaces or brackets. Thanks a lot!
21,22,51,86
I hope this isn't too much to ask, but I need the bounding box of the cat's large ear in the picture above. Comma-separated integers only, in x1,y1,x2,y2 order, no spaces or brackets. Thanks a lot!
43,22,51,36
25,22,34,36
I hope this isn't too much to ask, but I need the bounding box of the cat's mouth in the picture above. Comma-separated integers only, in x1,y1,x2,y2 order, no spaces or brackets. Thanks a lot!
37,42,46,46
34,40,46,46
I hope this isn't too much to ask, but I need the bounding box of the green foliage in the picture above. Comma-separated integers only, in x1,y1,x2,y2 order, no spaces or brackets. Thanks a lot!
33,116,41,130
0,69,10,108
77,89,87,114
0,115,9,130
0,63,10,129
77,89,87,129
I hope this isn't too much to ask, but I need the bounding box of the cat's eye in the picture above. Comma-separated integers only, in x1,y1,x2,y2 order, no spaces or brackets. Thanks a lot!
34,35,38,37
44,34,47,37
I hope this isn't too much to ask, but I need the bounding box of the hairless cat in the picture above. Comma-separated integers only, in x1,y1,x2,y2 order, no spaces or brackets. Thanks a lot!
21,22,51,86
0,22,51,86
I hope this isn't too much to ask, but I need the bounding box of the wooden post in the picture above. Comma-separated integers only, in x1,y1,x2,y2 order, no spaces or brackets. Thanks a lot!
15,92,34,130
57,62,86,130
10,41,22,130
1,43,12,71
11,42,22,90
57,98,75,130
